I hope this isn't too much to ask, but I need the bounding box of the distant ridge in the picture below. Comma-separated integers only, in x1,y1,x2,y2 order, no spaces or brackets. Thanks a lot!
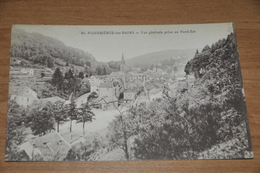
125,49,196,68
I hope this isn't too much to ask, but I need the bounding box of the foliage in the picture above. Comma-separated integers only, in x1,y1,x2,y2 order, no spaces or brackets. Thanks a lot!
52,100,67,132
202,44,210,52
5,102,28,161
11,28,96,67
29,102,55,135
48,68,89,99
51,68,63,90
87,92,98,102
65,101,78,132
106,105,137,160
107,32,251,160
64,142,95,161
78,71,84,79
76,103,95,135
107,61,121,70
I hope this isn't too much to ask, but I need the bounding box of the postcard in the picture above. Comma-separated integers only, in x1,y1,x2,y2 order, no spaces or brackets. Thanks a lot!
5,23,253,161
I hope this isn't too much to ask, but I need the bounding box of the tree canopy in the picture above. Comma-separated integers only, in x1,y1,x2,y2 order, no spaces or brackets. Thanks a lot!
11,28,96,67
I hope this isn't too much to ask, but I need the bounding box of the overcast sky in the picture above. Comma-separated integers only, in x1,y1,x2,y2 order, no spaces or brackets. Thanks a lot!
13,23,234,62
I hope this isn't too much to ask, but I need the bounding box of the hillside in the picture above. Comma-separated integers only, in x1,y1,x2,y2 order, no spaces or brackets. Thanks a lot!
125,49,196,68
10,28,96,68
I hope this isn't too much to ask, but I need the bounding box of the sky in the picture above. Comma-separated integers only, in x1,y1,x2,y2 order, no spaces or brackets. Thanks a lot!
13,23,234,62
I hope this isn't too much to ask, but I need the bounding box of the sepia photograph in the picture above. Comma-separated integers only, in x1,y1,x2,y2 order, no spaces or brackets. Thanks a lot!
5,23,253,161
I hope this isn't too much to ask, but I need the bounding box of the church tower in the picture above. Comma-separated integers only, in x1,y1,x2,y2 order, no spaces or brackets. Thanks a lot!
120,53,126,71
121,53,126,65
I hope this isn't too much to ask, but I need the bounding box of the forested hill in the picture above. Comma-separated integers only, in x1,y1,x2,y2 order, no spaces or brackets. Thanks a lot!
184,32,246,127
125,49,196,68
10,28,96,68
180,32,251,157
128,32,251,160
184,33,239,80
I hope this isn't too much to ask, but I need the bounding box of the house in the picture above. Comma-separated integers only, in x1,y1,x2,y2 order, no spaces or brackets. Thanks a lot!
75,92,92,108
19,131,71,161
21,68,34,76
126,82,138,90
108,71,126,87
95,96,118,110
90,85,99,93
123,89,136,102
133,79,143,87
149,88,163,101
88,76,104,93
88,76,104,85
13,59,21,65
110,71,125,78
133,92,149,107
128,72,150,82
9,86,38,108
59,132,86,147
98,82,116,98
130,67,141,72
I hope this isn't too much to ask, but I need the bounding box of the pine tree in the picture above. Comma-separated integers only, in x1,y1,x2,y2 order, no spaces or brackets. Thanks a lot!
202,45,210,52
77,103,95,135
78,72,84,79
51,68,63,90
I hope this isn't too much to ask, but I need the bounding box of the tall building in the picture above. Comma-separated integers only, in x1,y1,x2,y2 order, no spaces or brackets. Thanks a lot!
120,53,127,72
121,53,126,65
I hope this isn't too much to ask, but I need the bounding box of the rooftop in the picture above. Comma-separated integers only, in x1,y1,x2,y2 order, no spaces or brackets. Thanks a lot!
124,89,136,93
110,71,125,76
26,131,71,161
40,96,65,104
99,82,114,88
96,96,118,104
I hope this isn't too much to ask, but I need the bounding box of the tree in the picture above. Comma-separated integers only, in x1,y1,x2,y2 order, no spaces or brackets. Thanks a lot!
51,68,63,90
78,71,84,79
65,100,77,133
52,100,67,132
64,69,74,79
5,116,28,161
29,103,55,136
102,65,107,75
76,103,95,135
107,105,132,160
8,100,20,115
47,57,54,68
41,72,45,78
132,32,251,160
96,66,103,75
85,61,91,67
202,44,210,52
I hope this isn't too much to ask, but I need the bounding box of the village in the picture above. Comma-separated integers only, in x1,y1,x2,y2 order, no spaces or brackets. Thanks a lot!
8,54,195,161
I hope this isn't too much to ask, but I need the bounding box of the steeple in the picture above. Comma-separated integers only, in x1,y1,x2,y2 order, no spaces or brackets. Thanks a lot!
121,53,126,65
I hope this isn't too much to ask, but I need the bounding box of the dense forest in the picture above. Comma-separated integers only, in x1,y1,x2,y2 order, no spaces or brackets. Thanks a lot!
10,28,123,76
11,28,96,67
